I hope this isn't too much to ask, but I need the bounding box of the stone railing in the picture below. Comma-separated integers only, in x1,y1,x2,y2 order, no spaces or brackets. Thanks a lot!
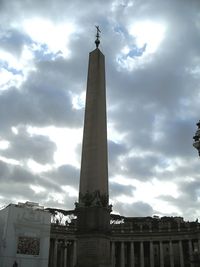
51,223,77,233
111,222,200,234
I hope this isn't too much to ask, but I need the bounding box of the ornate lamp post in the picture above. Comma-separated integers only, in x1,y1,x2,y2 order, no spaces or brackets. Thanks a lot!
193,120,200,156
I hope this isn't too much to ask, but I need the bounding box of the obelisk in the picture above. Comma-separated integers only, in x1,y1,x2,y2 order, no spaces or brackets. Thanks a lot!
76,27,111,267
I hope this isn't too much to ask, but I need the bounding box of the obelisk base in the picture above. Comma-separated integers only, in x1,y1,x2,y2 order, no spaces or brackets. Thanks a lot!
76,234,111,267
76,206,111,267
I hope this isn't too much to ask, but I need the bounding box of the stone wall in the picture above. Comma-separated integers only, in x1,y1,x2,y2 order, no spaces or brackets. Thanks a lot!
0,202,51,267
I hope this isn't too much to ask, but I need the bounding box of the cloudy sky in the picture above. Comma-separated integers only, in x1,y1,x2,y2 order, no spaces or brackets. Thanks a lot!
0,0,200,221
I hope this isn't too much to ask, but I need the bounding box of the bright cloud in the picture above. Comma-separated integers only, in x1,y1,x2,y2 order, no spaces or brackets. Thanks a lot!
0,140,10,150
30,184,46,194
0,45,35,90
27,126,82,168
27,159,52,173
61,185,78,197
116,20,167,70
23,18,76,58
129,20,167,54
0,67,24,91
111,176,180,215
71,91,85,110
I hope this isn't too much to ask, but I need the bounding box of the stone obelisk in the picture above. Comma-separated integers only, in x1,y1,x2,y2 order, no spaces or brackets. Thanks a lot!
76,27,111,267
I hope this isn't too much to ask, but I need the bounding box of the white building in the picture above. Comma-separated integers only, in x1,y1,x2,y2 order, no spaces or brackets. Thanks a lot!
0,201,51,267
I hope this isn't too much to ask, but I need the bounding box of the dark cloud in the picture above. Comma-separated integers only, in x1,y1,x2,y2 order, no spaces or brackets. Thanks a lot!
108,140,127,176
0,28,30,57
0,160,38,184
46,164,79,187
110,182,135,199
0,71,82,130
0,160,42,203
114,201,154,217
1,127,56,164
0,160,77,208
122,154,162,180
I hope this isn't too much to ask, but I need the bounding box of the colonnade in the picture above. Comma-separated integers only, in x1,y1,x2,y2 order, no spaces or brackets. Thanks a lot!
49,238,77,267
110,239,198,267
48,237,200,267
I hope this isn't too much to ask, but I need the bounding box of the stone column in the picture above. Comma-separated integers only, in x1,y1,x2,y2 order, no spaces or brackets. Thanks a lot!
140,241,144,267
189,240,194,267
130,242,135,267
111,241,116,267
179,240,184,267
198,239,200,252
120,242,125,267
64,243,68,267
150,241,154,267
159,241,164,267
54,239,58,267
169,241,174,267
64,240,69,267
72,240,77,267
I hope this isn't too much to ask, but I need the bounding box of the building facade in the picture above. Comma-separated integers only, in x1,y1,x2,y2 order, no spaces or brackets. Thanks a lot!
0,201,51,267
1,204,200,267
48,211,200,267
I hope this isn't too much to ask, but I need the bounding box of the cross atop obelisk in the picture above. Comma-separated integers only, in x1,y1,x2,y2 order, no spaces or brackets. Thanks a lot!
95,25,101,48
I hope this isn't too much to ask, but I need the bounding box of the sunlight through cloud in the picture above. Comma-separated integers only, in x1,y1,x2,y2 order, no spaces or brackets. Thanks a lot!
30,184,46,194
129,20,166,54
27,126,82,168
116,20,167,71
27,159,52,173
23,18,75,58
0,140,10,150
